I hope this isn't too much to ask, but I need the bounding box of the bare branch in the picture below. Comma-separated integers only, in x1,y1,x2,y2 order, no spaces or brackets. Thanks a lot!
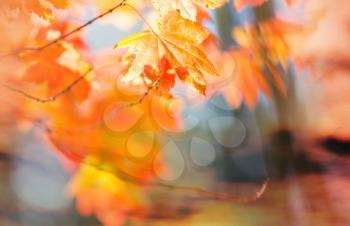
0,67,92,103
0,148,268,204
0,0,128,58
154,180,268,203
114,78,160,111
44,124,269,203
88,159,268,203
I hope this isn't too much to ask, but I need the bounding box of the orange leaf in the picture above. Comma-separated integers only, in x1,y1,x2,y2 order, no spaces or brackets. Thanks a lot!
116,12,218,95
22,44,91,102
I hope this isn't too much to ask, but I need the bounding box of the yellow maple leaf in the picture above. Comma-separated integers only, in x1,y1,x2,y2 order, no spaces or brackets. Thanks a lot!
152,0,227,21
115,12,218,94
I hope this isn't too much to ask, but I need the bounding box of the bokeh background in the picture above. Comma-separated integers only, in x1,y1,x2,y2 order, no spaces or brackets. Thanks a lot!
1,0,350,225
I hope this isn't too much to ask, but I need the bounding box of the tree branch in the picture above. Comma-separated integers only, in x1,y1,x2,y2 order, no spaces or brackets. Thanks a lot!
45,122,268,204
0,67,93,103
114,78,160,111
0,149,268,204
0,0,128,58
1,71,267,203
154,180,268,203
90,160,268,203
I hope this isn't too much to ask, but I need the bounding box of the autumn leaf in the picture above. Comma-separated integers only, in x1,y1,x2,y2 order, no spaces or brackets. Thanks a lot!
231,19,297,96
143,56,176,92
234,18,301,68
258,19,300,69
115,12,218,94
21,43,91,102
152,0,227,21
0,0,310,225
34,69,178,226
233,50,273,107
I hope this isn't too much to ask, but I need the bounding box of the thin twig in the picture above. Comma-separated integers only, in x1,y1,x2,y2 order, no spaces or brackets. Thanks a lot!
122,3,158,36
4,79,159,139
45,118,268,204
1,73,268,203
106,78,160,116
154,180,268,203
86,160,268,203
1,146,268,204
0,0,128,58
0,148,268,204
0,67,93,103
